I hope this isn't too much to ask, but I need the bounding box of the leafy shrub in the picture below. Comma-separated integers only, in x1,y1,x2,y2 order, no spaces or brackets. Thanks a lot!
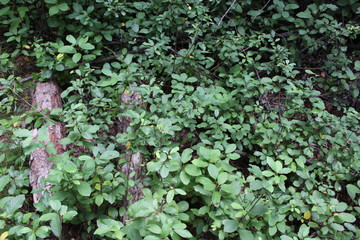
0,0,359,239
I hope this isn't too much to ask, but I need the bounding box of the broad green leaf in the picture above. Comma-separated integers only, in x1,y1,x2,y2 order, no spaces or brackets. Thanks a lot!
49,200,61,211
346,184,360,199
223,219,238,233
40,213,58,221
337,213,356,223
100,150,119,160
58,2,68,11
72,53,82,63
180,170,190,185
77,181,92,196
181,148,193,163
212,191,221,204
7,195,25,214
35,226,49,238
174,229,192,238
225,144,236,153
63,211,77,221
80,43,95,50
50,215,62,237
166,190,174,203
102,68,113,76
250,180,263,190
0,176,11,191
13,129,32,137
207,164,219,179
148,224,162,234
95,195,104,206
217,172,228,184
64,160,77,173
250,204,268,216
58,45,76,54
97,77,118,87
49,5,59,16
66,35,77,45
184,164,201,176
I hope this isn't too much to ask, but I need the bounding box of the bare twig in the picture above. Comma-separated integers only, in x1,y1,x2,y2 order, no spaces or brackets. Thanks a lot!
251,0,271,21
218,0,237,25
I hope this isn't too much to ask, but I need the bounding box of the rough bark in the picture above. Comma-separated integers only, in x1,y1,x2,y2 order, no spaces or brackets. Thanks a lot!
117,88,143,220
30,80,65,203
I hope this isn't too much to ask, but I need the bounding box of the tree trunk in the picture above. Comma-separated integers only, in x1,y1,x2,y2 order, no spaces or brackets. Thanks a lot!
30,80,65,203
117,88,143,221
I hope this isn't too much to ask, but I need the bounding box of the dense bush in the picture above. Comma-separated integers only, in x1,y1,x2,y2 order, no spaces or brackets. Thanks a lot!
0,0,359,239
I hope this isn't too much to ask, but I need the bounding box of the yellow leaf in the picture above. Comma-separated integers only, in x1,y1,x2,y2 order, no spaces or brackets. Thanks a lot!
56,53,64,60
304,210,311,220
0,231,8,240
23,45,30,49
320,134,325,139
125,141,131,149
124,90,130,95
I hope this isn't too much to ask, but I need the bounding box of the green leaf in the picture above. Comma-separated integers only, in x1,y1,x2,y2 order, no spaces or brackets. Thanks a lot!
102,68,113,77
0,176,11,191
181,149,193,163
217,172,228,184
80,43,95,50
355,60,360,71
97,77,118,87
66,35,77,45
40,213,58,221
7,195,25,214
208,164,219,179
148,224,162,234
250,204,268,216
100,150,119,160
223,219,238,233
212,191,221,204
346,184,360,199
77,181,92,196
335,202,348,212
197,177,216,191
239,229,253,239
58,45,76,54
13,129,32,137
64,160,77,173
250,180,263,190
180,170,190,185
184,164,201,176
199,147,221,162
297,10,311,18
49,200,61,211
280,235,293,240
225,144,236,153
166,190,174,203
50,214,62,237
174,229,192,238
72,53,82,63
63,211,77,221
131,23,139,32
95,195,103,206
337,213,356,223
58,2,68,11
49,5,59,16
35,226,50,238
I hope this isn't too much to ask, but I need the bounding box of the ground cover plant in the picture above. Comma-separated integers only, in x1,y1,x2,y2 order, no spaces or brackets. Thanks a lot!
0,0,359,239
